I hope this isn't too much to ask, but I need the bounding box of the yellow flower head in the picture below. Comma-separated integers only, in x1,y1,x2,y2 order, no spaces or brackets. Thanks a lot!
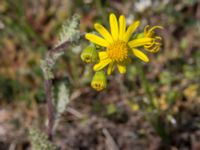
85,13,161,75
143,25,163,53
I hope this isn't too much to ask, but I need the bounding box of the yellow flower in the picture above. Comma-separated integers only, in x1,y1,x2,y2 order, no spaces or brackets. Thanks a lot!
143,25,163,53
91,71,107,91
85,13,156,75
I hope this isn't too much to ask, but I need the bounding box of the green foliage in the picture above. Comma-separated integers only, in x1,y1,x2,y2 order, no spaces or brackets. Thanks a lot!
41,14,81,80
58,14,80,44
53,83,70,130
0,75,24,102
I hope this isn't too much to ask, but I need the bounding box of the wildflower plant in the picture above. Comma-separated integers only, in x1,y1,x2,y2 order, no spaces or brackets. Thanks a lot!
81,13,162,91
31,11,163,150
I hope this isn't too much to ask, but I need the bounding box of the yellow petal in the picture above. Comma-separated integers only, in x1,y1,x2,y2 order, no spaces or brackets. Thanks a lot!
128,38,152,48
109,13,119,40
119,15,126,40
145,45,160,53
144,25,150,35
93,58,111,71
123,21,140,42
149,26,163,33
98,51,108,60
94,23,113,43
85,33,109,47
107,62,115,75
117,64,126,74
145,25,163,37
132,49,149,62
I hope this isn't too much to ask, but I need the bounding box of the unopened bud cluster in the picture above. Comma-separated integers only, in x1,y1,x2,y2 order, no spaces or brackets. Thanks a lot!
81,45,107,91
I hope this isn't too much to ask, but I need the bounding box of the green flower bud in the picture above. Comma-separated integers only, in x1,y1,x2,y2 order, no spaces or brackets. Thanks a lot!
91,71,107,91
81,44,98,63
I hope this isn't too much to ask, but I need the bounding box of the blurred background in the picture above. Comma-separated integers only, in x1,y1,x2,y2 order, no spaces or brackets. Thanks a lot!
0,0,200,149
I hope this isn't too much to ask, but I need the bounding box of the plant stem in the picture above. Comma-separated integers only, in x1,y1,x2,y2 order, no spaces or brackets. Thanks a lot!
45,79,54,141
137,63,156,109
44,40,70,141
43,30,83,141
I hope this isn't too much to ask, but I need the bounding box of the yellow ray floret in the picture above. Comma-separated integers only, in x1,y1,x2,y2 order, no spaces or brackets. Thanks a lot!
110,13,119,40
94,23,113,43
93,58,112,71
117,63,126,74
128,38,152,48
123,21,140,42
119,15,126,40
132,49,149,62
85,33,109,47
107,62,115,75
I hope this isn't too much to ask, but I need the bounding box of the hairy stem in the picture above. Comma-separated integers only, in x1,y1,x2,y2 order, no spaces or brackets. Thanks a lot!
44,79,54,141
44,40,70,141
43,31,83,141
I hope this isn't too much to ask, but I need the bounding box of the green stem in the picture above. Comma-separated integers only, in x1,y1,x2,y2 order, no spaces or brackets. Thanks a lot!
136,63,156,109
136,64,171,143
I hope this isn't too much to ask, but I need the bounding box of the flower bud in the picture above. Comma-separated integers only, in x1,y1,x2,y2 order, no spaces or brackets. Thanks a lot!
91,71,107,91
81,44,98,63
